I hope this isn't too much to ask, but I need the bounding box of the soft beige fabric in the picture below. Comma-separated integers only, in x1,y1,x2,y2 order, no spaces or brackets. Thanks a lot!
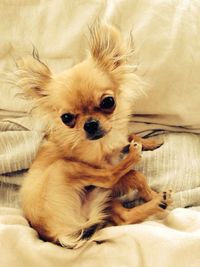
0,85,44,175
0,0,200,266
108,0,200,132
0,207,200,267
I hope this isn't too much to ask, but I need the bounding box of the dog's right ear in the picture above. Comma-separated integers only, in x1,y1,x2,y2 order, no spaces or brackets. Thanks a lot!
89,23,126,72
17,56,51,99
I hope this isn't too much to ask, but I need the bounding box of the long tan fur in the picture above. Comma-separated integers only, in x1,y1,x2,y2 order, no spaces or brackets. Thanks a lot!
19,24,171,249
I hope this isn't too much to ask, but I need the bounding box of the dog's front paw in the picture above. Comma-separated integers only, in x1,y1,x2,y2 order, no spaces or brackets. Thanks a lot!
128,141,142,162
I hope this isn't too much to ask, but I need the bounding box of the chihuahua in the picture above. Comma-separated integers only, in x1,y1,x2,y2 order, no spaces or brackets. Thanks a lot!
18,24,171,249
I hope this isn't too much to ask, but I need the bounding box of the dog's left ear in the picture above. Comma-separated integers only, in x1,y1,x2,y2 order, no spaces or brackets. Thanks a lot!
17,55,51,99
89,23,127,74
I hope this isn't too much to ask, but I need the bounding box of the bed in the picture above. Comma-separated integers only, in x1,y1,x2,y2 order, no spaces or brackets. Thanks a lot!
0,1,200,266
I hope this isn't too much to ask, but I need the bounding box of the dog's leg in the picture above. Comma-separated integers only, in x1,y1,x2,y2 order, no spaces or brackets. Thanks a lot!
112,170,156,201
111,191,172,225
70,141,142,189
128,133,164,151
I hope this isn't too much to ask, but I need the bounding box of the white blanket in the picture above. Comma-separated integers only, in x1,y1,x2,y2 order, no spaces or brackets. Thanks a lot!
0,0,200,266
1,207,200,267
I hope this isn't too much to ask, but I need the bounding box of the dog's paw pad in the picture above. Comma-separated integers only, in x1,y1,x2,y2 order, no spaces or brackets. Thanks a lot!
163,191,167,200
159,202,167,210
130,141,142,154
158,190,173,210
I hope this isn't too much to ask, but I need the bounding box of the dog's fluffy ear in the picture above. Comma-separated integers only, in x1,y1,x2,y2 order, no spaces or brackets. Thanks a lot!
89,23,126,72
17,55,51,99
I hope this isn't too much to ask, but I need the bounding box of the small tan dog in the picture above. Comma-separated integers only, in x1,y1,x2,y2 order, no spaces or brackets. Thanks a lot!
18,24,171,249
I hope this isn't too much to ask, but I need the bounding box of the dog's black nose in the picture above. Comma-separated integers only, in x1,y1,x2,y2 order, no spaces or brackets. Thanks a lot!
84,118,105,140
84,119,99,135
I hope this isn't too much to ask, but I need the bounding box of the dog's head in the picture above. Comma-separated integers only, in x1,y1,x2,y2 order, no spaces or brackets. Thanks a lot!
17,24,141,162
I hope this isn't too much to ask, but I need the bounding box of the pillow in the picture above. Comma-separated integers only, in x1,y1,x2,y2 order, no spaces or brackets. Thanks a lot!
107,0,200,133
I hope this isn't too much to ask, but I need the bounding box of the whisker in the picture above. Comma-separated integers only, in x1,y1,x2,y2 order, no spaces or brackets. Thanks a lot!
110,114,131,123
112,108,132,117
111,118,128,125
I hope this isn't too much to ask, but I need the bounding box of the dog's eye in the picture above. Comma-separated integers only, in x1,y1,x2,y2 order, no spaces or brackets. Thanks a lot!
100,96,115,111
61,113,75,126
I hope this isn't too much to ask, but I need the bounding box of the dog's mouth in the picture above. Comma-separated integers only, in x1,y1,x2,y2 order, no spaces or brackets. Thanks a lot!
86,127,111,141
87,129,105,140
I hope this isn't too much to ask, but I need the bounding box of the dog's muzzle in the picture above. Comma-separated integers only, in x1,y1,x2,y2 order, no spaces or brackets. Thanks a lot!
84,118,105,140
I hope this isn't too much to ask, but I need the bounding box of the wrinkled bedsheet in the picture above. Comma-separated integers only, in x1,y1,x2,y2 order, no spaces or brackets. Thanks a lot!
1,207,200,267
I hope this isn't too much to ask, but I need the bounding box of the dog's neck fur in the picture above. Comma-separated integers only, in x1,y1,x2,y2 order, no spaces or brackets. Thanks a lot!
51,124,128,167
